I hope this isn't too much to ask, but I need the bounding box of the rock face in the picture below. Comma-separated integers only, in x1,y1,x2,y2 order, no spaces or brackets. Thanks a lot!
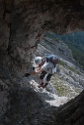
0,0,84,125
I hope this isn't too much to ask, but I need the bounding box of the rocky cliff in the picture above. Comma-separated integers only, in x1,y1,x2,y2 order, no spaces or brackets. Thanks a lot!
0,0,84,125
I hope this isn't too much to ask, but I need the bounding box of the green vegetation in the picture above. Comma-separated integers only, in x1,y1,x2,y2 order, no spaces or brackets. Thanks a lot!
51,75,82,98
51,76,69,96
67,65,81,75
54,81,67,96
59,59,81,75
59,60,67,67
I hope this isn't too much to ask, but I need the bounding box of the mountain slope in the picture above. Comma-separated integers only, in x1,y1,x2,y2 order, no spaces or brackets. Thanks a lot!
45,32,84,69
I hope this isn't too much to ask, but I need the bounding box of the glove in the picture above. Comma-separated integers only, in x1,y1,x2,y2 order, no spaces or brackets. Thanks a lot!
24,73,30,77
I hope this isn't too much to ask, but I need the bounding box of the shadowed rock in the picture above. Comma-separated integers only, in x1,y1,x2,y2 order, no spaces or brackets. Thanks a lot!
0,0,84,125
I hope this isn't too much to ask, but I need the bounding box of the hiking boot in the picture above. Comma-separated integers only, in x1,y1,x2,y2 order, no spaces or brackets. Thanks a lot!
38,82,44,88
42,83,48,88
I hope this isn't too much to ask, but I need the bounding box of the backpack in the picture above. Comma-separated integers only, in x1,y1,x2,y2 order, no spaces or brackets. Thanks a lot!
45,54,58,67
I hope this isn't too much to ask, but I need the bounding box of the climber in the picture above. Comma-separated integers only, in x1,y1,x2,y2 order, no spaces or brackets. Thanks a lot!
25,55,58,88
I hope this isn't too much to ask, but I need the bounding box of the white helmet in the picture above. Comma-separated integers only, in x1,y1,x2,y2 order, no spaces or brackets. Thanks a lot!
34,56,42,65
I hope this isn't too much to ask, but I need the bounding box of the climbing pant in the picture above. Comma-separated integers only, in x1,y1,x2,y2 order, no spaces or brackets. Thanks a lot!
40,71,52,81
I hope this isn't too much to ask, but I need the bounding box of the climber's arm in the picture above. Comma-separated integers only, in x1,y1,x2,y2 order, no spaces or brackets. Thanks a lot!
32,68,43,75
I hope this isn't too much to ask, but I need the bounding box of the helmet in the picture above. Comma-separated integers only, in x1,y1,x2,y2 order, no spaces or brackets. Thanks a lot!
34,56,42,65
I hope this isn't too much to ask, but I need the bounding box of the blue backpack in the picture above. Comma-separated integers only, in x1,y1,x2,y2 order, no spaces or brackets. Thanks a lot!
45,54,58,66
